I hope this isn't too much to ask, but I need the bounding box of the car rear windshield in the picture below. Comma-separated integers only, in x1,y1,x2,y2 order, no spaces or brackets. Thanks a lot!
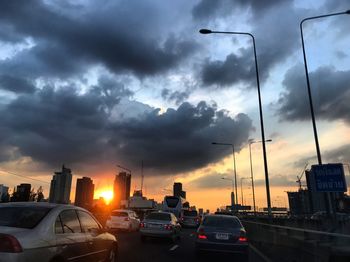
165,197,179,208
111,211,128,217
183,210,198,216
202,216,242,228
146,213,171,221
0,206,52,229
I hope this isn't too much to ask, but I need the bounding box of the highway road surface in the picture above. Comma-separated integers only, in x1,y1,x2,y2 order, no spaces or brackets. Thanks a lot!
115,228,270,262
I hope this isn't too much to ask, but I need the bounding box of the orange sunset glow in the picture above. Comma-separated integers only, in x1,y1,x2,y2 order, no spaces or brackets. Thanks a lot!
94,188,114,204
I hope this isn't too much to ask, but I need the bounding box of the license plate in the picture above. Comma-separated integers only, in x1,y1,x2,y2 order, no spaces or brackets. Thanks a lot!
216,233,229,240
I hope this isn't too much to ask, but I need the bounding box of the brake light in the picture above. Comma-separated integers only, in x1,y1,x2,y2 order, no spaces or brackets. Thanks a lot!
198,234,207,239
239,236,248,242
0,234,23,253
164,224,173,230
239,230,248,242
140,222,146,228
197,228,207,239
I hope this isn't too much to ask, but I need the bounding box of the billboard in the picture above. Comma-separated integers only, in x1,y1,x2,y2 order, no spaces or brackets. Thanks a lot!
311,163,347,192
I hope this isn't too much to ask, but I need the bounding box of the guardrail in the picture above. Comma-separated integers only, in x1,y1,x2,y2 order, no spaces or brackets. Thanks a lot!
242,220,350,262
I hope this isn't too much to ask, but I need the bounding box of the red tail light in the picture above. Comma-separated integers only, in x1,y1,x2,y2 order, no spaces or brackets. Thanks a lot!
197,228,207,239
140,222,146,228
238,236,248,242
164,224,173,230
198,234,207,239
239,230,248,242
0,234,23,253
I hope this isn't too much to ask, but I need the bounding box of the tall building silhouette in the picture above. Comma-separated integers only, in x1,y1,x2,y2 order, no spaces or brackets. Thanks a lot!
49,165,72,204
173,182,186,199
75,177,94,209
113,171,131,208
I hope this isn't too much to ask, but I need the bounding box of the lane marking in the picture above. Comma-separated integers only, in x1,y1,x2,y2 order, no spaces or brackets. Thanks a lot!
169,244,179,251
250,243,272,262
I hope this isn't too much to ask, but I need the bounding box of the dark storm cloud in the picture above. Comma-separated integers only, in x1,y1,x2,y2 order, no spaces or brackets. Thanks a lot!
195,0,301,89
276,65,350,123
192,0,286,20
109,102,253,174
161,88,190,105
0,83,253,175
0,76,132,167
0,0,197,79
0,75,36,93
200,52,255,87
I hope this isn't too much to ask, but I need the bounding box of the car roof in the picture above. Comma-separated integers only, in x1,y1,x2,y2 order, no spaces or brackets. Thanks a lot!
0,202,88,212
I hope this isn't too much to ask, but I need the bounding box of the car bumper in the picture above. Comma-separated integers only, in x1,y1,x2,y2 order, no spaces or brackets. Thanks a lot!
140,229,174,238
106,221,131,230
195,240,249,254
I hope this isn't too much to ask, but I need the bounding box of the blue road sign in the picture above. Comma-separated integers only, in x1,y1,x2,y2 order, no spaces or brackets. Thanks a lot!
312,163,347,192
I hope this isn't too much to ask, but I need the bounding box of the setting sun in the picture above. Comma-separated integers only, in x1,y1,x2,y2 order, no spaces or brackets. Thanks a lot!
95,189,113,205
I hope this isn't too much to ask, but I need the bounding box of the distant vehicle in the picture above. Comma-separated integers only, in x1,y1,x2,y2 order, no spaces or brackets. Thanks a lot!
195,214,249,259
0,202,118,262
214,211,234,216
162,196,185,218
181,210,200,228
140,211,181,242
106,209,140,232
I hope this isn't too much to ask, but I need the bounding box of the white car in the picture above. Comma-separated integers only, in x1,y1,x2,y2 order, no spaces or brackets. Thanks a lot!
106,209,140,232
0,202,118,262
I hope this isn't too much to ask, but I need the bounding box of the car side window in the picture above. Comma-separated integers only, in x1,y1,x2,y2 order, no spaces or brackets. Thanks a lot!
77,211,100,233
59,210,82,233
55,215,64,234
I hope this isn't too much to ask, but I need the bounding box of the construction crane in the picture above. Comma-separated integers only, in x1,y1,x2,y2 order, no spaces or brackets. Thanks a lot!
296,163,308,190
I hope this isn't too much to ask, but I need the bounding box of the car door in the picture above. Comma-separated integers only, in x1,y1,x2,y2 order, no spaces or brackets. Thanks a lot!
77,210,110,262
55,209,89,262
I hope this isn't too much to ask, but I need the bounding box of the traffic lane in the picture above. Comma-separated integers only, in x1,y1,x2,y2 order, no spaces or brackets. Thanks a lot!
115,228,267,262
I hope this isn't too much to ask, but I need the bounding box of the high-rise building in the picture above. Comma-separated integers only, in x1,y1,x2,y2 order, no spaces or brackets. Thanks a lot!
75,177,94,209
11,183,31,202
173,182,186,199
49,165,72,204
113,171,131,208
0,184,9,202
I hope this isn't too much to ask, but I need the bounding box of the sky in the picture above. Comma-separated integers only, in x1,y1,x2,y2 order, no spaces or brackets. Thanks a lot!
0,0,350,211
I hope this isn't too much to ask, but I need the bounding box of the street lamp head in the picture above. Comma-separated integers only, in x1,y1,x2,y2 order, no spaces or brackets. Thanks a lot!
346,10,350,14
266,139,272,142
199,29,212,34
212,142,217,145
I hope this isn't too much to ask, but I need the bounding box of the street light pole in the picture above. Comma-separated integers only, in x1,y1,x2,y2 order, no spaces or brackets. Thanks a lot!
212,142,238,205
240,177,250,208
248,139,272,214
203,29,272,217
300,10,350,215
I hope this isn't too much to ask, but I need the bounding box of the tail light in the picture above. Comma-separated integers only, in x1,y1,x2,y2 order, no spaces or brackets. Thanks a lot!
239,230,248,242
164,224,173,230
197,228,207,240
0,234,23,253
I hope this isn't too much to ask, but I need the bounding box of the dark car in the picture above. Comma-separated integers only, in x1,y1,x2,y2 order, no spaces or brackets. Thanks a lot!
180,210,200,228
195,215,248,258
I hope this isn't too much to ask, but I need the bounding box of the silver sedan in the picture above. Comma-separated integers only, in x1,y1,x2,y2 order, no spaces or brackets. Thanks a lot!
140,211,181,242
0,202,118,262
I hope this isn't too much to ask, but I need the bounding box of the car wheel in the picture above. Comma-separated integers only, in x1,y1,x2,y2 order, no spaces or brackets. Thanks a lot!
105,245,118,262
